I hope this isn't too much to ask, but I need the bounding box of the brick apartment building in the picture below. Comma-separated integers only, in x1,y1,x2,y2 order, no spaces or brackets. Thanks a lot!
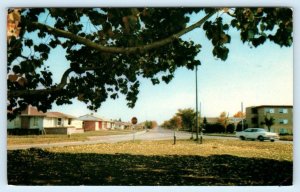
245,105,293,134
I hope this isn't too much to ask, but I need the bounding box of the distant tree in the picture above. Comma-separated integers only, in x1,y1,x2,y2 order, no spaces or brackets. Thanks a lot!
203,117,207,124
151,121,158,129
218,111,230,133
161,116,181,129
236,120,248,131
262,115,275,132
176,108,195,131
144,121,152,129
7,8,293,119
233,111,245,118
233,111,245,132
169,115,182,130
161,120,171,129
202,117,208,131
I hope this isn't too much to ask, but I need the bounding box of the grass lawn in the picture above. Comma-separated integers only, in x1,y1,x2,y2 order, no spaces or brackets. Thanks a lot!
7,139,293,186
7,129,133,145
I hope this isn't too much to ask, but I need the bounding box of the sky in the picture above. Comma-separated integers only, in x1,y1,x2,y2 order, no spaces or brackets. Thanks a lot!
39,9,294,124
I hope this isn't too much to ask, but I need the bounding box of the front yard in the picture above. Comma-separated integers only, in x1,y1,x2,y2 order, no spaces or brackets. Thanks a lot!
7,139,293,185
7,129,133,145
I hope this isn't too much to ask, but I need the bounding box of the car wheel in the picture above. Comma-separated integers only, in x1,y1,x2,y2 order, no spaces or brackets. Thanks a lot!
240,136,245,140
258,136,264,141
270,139,275,142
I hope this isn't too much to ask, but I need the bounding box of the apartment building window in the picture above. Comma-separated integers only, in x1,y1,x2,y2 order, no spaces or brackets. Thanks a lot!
265,108,275,113
279,128,288,134
279,108,288,114
57,118,62,126
251,108,258,114
279,119,288,124
251,117,258,124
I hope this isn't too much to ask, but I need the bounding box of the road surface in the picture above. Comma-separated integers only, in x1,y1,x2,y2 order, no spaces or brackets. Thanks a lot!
7,127,290,150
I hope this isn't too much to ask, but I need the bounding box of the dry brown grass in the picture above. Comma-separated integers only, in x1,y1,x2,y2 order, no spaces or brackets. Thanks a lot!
8,139,293,185
7,130,132,145
48,139,293,161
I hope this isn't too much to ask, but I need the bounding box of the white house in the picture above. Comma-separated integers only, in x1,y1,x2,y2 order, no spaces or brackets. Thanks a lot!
78,113,115,131
114,121,132,130
8,106,83,134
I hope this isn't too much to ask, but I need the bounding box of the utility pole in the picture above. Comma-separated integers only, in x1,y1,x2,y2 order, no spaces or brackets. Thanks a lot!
195,65,199,143
199,102,203,144
241,102,244,130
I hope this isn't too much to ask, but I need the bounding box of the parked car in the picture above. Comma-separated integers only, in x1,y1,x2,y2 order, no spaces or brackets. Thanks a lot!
236,128,279,142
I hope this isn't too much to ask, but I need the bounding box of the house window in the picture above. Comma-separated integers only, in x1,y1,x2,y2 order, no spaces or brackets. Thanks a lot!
251,117,258,124
68,118,72,125
57,118,62,126
265,108,275,113
14,117,20,127
279,119,288,124
33,117,38,126
251,108,258,114
279,108,288,114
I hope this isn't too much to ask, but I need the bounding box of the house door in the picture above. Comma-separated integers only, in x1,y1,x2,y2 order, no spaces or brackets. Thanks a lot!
98,121,102,129
21,117,30,129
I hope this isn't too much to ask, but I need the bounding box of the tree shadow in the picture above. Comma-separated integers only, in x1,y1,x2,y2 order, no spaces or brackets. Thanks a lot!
7,148,292,186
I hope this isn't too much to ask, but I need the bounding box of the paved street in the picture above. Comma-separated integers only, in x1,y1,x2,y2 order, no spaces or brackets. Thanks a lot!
7,127,291,150
88,126,192,142
7,127,188,150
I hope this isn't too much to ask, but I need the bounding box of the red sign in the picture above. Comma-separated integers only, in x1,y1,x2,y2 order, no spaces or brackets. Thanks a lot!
131,117,138,125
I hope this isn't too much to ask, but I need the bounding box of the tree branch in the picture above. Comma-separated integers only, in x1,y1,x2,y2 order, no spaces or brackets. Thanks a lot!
29,11,217,54
7,67,102,98
8,11,217,98
7,68,73,98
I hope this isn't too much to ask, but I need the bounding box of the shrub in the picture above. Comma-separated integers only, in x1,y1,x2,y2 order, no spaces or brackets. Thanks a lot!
226,123,235,133
204,123,225,133
7,128,41,135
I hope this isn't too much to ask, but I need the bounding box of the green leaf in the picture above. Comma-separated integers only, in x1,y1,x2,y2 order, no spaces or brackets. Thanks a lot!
24,39,33,47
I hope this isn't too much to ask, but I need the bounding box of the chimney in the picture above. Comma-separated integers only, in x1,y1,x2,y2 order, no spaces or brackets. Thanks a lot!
28,105,32,115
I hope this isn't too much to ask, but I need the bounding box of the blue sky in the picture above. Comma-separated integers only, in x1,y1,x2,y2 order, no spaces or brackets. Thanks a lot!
42,10,293,124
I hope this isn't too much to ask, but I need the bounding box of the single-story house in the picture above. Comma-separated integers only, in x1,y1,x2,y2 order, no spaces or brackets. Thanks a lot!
7,106,84,134
114,121,132,130
78,113,115,131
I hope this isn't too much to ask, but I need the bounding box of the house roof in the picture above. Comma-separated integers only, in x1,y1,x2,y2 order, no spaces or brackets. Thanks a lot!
78,113,112,122
20,105,77,119
20,106,46,117
46,112,76,119
250,105,293,109
200,117,219,123
114,121,132,126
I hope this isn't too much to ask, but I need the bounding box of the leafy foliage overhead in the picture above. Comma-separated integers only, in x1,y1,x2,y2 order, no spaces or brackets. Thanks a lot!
7,8,293,119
